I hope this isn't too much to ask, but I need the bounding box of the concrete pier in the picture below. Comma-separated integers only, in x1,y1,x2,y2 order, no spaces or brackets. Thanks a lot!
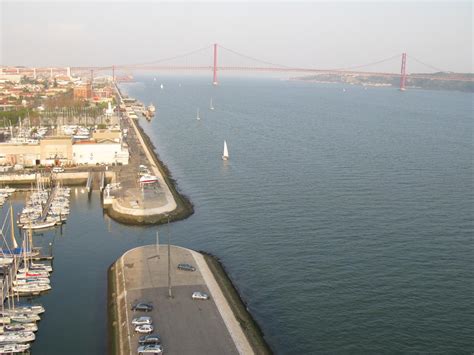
104,84,193,224
108,245,254,355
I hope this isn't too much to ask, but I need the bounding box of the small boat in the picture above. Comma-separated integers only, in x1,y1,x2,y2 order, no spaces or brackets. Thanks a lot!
12,284,51,295
29,263,53,273
13,278,50,286
5,313,40,323
16,271,50,279
160,83,164,90
147,104,155,113
0,317,10,325
209,98,214,111
0,331,35,343
0,343,30,353
4,323,38,332
139,175,159,184
3,323,38,332
196,108,200,121
222,140,229,161
20,220,57,231
4,306,44,315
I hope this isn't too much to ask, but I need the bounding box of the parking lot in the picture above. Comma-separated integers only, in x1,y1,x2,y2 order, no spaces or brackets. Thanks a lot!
117,245,241,355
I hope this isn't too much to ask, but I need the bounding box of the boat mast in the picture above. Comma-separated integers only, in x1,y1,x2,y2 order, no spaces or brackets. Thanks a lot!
9,204,17,250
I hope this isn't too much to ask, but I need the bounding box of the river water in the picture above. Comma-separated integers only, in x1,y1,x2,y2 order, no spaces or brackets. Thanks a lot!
12,77,473,354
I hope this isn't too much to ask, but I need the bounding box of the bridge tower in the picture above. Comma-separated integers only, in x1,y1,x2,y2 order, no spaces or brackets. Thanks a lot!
400,52,407,91
213,43,218,86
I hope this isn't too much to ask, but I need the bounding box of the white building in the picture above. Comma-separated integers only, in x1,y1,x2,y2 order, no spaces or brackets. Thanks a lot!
72,139,129,165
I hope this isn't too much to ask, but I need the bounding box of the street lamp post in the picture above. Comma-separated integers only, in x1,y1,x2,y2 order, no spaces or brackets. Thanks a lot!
167,214,172,299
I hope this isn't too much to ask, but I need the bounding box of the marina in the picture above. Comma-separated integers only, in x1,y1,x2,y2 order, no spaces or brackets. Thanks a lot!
0,208,53,353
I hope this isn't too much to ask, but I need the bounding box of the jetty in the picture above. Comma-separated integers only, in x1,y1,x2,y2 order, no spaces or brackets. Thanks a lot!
102,84,192,224
108,245,262,355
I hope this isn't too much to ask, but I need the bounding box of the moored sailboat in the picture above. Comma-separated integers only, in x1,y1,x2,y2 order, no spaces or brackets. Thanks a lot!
0,343,30,353
0,330,35,343
3,323,38,332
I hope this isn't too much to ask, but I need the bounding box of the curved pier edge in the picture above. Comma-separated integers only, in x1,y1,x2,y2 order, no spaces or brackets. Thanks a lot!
105,119,194,225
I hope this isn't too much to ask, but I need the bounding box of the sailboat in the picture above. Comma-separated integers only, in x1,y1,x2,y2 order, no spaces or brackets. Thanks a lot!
222,141,229,161
196,108,200,121
160,83,164,90
209,98,214,111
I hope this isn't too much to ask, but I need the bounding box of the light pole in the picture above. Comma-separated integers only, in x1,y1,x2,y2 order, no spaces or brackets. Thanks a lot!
167,214,172,299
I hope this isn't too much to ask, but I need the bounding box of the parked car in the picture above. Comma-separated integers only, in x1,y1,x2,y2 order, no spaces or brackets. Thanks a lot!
192,291,209,300
131,303,153,312
177,263,196,272
132,316,152,326
138,334,161,345
135,324,154,334
137,344,163,354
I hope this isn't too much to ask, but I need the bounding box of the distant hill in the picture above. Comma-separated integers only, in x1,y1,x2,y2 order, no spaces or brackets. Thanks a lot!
293,72,474,92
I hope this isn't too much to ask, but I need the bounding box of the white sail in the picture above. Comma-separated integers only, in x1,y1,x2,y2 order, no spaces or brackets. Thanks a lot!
210,98,214,110
222,141,229,160
196,108,200,120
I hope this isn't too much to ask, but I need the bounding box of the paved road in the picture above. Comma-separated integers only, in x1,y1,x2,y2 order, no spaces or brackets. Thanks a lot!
116,245,249,355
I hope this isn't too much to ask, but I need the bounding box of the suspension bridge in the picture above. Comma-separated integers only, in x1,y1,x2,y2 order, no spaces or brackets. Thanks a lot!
2,44,471,90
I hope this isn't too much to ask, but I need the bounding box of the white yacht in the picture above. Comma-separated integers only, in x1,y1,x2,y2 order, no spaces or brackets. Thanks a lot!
12,283,51,295
6,313,41,323
0,331,35,343
3,305,44,315
13,278,50,286
0,343,30,353
4,323,38,332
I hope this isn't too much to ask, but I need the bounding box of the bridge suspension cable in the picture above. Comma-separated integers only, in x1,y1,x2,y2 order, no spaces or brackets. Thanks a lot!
120,45,213,68
218,44,291,69
407,55,446,73
328,54,401,72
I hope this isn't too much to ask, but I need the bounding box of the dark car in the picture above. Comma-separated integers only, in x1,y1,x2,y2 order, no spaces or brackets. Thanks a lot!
139,334,161,345
131,303,153,312
177,263,196,272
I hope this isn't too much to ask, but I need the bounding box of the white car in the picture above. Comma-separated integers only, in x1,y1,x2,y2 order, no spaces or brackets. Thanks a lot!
132,316,152,325
135,324,154,334
192,291,209,300
137,344,163,354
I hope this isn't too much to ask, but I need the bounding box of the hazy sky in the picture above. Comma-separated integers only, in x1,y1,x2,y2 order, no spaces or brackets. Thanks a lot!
1,1,472,73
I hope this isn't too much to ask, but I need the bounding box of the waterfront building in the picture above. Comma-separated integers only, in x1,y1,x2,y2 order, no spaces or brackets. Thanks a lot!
72,139,129,165
0,135,128,166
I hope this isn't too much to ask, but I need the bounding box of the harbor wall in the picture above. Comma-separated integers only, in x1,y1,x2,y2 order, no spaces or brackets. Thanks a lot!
0,171,114,186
